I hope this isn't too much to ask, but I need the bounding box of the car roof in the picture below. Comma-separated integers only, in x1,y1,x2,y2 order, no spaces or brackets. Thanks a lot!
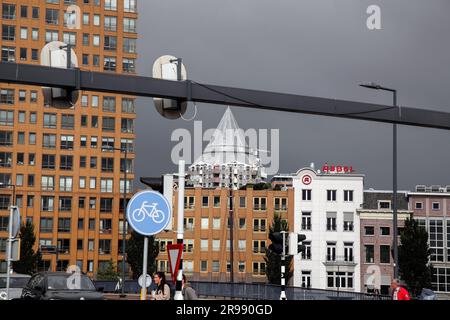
0,273,31,278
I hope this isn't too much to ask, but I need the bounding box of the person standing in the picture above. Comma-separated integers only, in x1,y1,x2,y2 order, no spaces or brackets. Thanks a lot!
182,274,198,300
150,272,171,300
391,279,411,300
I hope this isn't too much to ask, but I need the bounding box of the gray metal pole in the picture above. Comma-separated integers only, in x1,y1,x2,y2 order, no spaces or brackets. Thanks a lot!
393,91,399,279
229,173,235,283
174,160,185,300
121,148,128,297
140,237,149,300
5,184,15,300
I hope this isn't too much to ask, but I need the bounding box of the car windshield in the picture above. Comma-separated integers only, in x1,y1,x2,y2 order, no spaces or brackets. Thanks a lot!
0,277,30,288
47,274,96,291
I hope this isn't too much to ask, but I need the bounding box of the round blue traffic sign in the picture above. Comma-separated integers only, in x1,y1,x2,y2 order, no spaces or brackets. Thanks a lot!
126,190,172,236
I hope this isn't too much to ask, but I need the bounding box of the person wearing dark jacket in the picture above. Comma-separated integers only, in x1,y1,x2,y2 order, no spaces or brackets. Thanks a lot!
182,274,198,300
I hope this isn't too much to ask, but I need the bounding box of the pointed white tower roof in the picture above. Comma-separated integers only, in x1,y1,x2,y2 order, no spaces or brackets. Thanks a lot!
192,107,259,167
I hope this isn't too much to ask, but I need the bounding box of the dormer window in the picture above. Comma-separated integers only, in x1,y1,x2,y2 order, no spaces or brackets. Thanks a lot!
378,201,391,210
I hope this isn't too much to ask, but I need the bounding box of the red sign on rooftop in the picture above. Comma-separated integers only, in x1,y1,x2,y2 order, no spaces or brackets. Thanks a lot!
322,164,355,174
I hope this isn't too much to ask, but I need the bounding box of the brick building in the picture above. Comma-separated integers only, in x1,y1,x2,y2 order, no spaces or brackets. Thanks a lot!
152,185,294,283
357,190,411,295
0,0,137,277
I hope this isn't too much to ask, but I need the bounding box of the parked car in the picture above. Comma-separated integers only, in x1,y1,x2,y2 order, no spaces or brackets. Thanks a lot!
21,272,104,300
0,274,31,300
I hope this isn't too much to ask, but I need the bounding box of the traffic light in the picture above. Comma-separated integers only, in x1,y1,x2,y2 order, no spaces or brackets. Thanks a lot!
140,175,176,231
288,233,307,255
268,232,284,255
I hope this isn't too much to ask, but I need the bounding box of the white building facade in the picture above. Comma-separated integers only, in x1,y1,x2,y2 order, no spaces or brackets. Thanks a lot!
292,166,364,292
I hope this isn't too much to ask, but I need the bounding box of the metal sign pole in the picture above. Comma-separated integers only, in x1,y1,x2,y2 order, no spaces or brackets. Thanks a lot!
174,160,185,300
280,231,287,300
5,205,15,300
140,236,149,300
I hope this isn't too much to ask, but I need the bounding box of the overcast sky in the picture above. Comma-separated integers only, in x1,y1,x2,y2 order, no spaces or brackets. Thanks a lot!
134,0,450,191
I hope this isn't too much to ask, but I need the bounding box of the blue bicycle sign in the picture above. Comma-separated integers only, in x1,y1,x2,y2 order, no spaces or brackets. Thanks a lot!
126,190,172,236
132,201,165,224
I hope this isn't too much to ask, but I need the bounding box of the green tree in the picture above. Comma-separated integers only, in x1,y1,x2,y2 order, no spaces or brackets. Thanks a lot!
97,259,120,280
264,214,293,285
125,231,159,279
398,218,433,297
12,221,42,275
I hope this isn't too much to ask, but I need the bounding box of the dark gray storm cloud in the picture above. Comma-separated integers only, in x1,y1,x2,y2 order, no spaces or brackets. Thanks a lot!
135,0,450,190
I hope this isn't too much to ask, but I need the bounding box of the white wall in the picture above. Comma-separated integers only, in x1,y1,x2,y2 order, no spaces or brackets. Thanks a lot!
292,168,363,291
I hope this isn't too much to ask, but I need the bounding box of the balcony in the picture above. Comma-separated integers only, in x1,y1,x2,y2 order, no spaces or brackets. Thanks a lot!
323,255,357,266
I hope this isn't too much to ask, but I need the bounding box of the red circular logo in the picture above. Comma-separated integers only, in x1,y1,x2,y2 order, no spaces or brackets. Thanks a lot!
302,175,312,185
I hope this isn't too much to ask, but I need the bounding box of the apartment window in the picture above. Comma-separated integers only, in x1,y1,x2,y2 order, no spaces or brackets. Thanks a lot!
2,4,16,19
90,157,97,169
212,218,220,229
123,37,137,53
99,240,111,254
45,30,59,43
41,176,55,191
16,174,24,187
364,226,375,236
32,7,39,19
105,0,118,11
104,35,117,51
301,271,312,288
301,212,311,230
239,196,246,208
253,197,267,211
63,32,76,46
326,212,337,231
253,240,266,254
45,9,59,25
344,242,354,262
327,190,337,202
365,245,375,263
429,219,444,262
59,177,73,192
17,153,24,165
124,0,137,13
41,196,55,212
121,118,134,133
93,55,100,67
44,113,57,128
79,177,86,189
343,213,354,231
201,218,209,230
32,29,39,41
91,115,98,128
0,152,12,167
40,218,53,233
326,242,337,261
0,89,14,105
59,197,72,212
432,202,441,210
93,34,100,46
201,196,209,207
103,96,116,112
213,196,220,208
60,135,74,150
89,177,96,189
101,157,114,172
183,218,194,231
0,131,12,146
123,18,137,33
100,219,112,234
239,218,246,229
29,112,37,124
252,262,265,276
415,202,423,210
212,261,220,273
380,226,390,236
58,218,71,232
2,25,15,41
79,156,87,168
42,154,56,170
83,13,90,25
100,179,113,193
344,190,354,202
28,174,35,187
122,58,136,73
184,196,195,210
102,117,115,131
380,245,391,264
28,153,35,166
302,189,312,201
104,57,116,71
274,197,287,211
200,239,208,251
302,242,312,260
238,240,246,251
59,155,73,170
253,219,266,232
378,201,391,210
61,114,74,129
1,46,15,62
121,98,135,113
327,272,354,289
104,16,117,31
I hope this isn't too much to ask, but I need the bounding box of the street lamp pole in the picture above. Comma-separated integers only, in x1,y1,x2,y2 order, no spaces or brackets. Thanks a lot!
103,145,128,297
359,83,399,279
2,183,16,300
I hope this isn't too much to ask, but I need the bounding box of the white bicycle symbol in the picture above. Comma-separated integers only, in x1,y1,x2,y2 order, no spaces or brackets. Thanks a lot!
132,201,165,224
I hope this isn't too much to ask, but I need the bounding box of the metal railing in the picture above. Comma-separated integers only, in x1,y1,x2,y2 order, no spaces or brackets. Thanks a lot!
93,280,390,300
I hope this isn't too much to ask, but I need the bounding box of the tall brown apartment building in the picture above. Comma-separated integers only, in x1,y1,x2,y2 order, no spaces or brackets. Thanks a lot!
155,186,294,283
0,0,137,277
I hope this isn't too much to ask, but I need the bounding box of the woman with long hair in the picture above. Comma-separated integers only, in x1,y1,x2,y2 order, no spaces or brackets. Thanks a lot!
150,272,171,300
